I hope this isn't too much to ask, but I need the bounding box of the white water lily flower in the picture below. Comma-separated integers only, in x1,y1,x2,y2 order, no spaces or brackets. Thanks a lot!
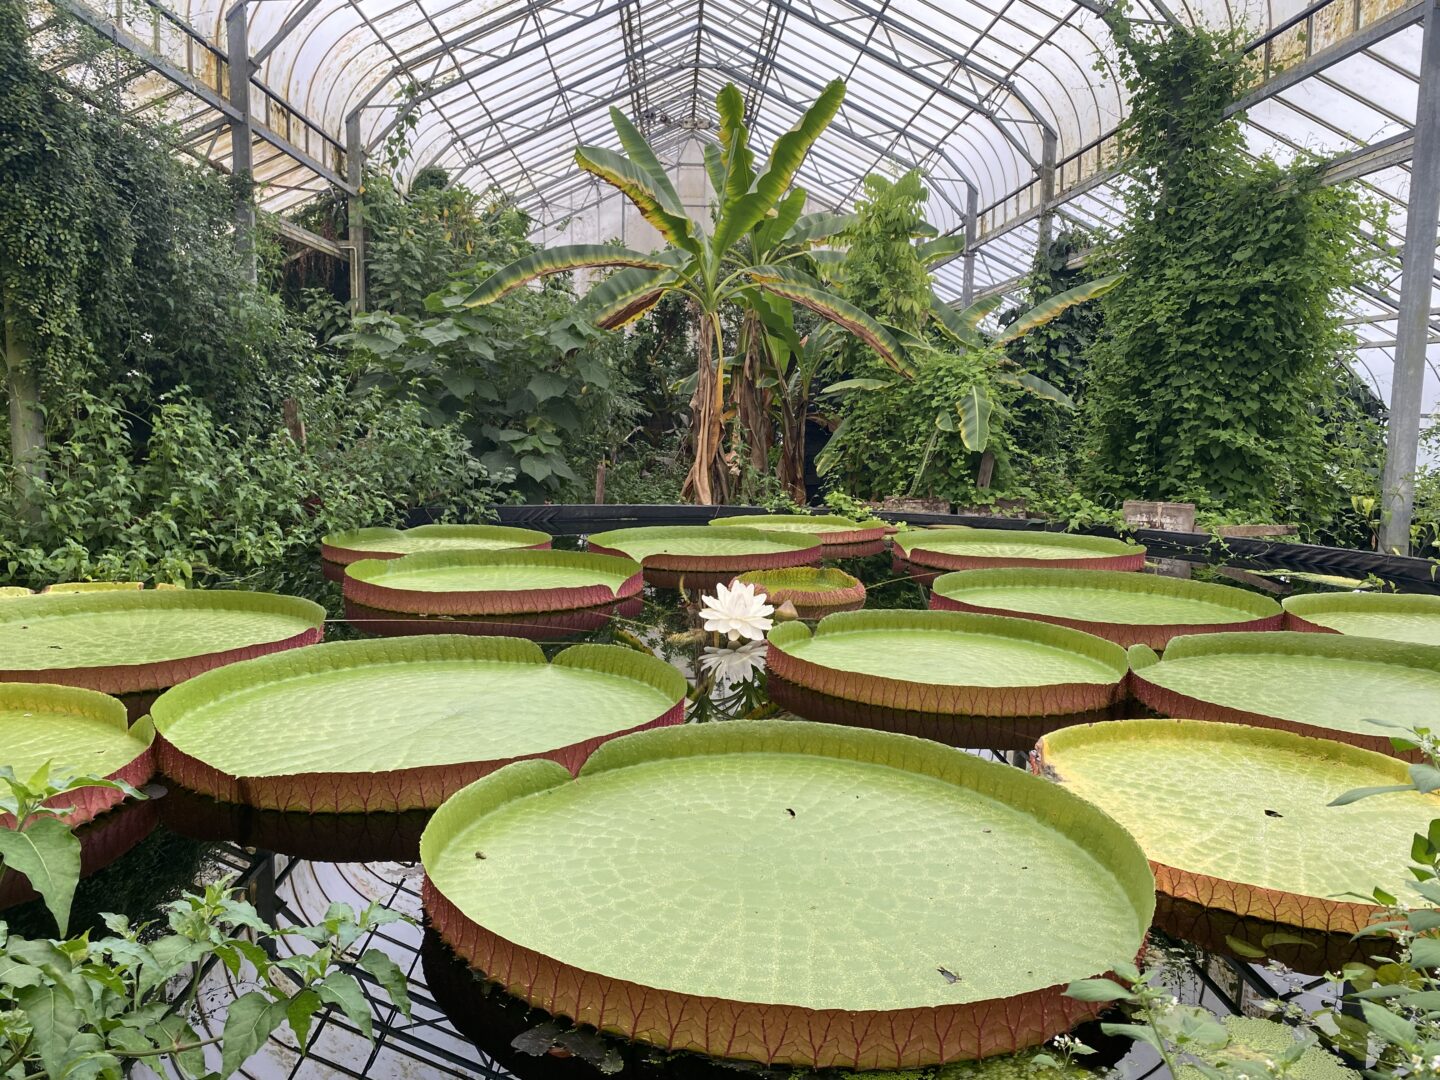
698,580,774,642
699,640,768,684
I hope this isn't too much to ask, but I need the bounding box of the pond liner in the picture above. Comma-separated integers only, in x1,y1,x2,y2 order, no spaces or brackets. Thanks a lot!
585,526,822,574
0,796,159,911
929,568,1283,649
421,721,1154,1069
152,637,688,813
0,684,155,828
1034,718,1431,936
342,549,644,616
156,785,429,862
735,568,867,618
0,590,325,695
1283,591,1440,646
896,530,1146,574
766,675,1116,752
1126,632,1440,760
766,609,1129,717
321,523,552,565
343,596,643,641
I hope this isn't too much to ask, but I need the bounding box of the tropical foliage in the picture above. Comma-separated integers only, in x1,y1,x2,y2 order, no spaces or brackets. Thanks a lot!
458,80,904,504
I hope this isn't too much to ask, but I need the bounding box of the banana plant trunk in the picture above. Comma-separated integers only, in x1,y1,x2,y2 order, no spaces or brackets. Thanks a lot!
682,307,730,505
735,310,773,477
2,283,47,519
777,390,807,504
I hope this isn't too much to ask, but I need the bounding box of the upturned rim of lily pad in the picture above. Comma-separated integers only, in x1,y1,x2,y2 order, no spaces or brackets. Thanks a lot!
586,525,822,572
766,609,1129,716
321,523,553,565
708,513,889,546
897,529,1146,572
930,568,1282,648
420,720,1154,1068
0,590,325,694
735,567,867,615
343,549,644,615
152,636,687,813
1283,590,1440,645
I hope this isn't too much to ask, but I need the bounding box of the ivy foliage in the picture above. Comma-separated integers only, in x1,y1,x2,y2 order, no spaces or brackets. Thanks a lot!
1081,12,1385,523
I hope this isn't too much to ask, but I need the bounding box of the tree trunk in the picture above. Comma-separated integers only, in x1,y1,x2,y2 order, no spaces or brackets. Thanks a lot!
2,283,47,518
734,310,773,477
682,308,729,505
777,391,807,504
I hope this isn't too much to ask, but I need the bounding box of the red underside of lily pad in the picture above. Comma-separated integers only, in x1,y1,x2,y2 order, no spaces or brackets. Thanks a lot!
154,701,685,814
422,881,1114,1069
767,650,1125,717
343,571,643,616
928,593,1284,650
0,797,159,911
586,543,822,574
1126,673,1421,761
343,597,642,640
0,627,324,697
321,538,553,565
902,550,1146,573
1282,613,1344,635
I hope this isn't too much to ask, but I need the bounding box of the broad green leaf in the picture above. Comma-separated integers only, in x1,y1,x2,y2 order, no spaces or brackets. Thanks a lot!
916,235,967,267
360,948,413,1018
574,145,700,253
956,385,993,451
995,370,1076,408
930,292,992,348
821,378,893,394
1359,999,1417,1047
461,245,679,307
1224,935,1267,959
702,142,727,198
1411,763,1440,792
1065,977,1133,1002
713,79,845,255
754,188,808,255
1409,937,1440,968
607,107,686,216
318,970,373,1040
527,373,570,403
0,816,81,934
993,273,1122,345
1328,783,1414,807
786,211,856,246
574,266,677,330
715,84,755,205
748,271,911,376
17,981,85,1079
221,991,287,1074
285,987,323,1050
814,417,848,477
1099,1022,1163,1051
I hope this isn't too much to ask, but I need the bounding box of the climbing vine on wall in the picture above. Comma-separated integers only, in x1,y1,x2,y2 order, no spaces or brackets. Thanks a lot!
1081,11,1385,525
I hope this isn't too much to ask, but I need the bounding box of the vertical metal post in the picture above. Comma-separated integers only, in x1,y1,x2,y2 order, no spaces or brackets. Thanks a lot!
962,185,978,308
346,112,367,312
1379,0,1440,555
1035,129,1058,259
225,3,256,283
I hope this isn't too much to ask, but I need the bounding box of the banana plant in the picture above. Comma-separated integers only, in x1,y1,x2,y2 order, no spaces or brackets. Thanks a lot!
457,79,900,505
819,273,1122,472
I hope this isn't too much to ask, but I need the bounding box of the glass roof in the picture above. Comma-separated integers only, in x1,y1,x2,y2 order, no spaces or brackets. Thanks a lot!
32,0,1440,422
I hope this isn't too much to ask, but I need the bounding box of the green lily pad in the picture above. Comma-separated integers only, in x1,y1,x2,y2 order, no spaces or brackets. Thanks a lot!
0,587,33,598
586,526,821,571
767,610,1128,715
322,524,551,565
931,568,1281,647
736,567,867,615
153,636,687,812
421,720,1153,1067
1128,631,1440,755
0,684,154,826
1284,591,1440,646
343,549,643,615
710,514,887,542
0,590,325,695
897,530,1145,572
43,581,145,593
1176,1018,1357,1080
1039,718,1439,933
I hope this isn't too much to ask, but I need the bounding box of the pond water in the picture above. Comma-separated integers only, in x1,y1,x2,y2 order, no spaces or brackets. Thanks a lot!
2,541,1376,1080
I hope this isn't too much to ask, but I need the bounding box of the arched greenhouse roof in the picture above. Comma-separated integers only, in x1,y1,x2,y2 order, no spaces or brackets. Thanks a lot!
31,0,1440,424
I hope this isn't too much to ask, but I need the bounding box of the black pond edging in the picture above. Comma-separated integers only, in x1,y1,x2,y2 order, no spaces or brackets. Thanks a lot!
402,504,1440,595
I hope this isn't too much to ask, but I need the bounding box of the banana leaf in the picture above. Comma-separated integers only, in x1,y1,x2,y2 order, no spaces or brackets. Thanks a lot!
748,269,911,376
574,145,701,254
993,273,1122,345
956,385,994,450
462,245,680,307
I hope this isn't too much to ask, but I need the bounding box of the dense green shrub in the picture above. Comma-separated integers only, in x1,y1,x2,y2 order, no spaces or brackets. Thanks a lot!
1081,14,1385,527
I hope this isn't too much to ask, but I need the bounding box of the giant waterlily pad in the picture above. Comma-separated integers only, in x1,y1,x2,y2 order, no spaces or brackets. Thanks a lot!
587,526,822,574
421,721,1154,1068
711,514,888,555
1175,1018,1357,1080
1128,631,1440,756
1038,718,1440,935
736,567,867,617
931,569,1281,648
321,523,552,565
0,684,154,828
343,596,642,642
153,636,687,813
767,610,1128,716
1284,591,1440,646
343,549,643,616
0,587,33,598
897,530,1145,573
0,590,324,695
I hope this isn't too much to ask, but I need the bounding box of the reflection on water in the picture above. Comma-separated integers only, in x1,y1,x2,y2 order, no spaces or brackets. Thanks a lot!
0,543,1366,1078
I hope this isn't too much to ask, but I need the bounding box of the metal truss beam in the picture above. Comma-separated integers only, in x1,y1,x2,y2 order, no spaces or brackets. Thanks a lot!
250,0,322,66
618,0,652,131
271,216,347,260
